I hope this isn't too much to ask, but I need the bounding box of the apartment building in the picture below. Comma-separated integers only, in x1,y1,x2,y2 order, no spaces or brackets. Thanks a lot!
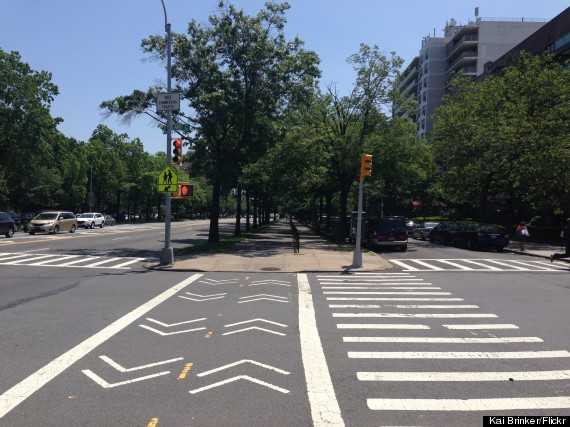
398,13,546,139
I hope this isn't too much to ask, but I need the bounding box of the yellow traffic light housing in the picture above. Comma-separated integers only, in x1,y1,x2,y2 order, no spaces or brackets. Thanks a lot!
360,153,372,181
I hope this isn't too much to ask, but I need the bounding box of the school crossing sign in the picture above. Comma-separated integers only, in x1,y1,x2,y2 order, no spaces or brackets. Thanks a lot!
157,166,178,193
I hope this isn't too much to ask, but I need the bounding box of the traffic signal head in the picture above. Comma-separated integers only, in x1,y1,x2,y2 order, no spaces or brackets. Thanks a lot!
172,139,182,164
360,153,373,181
179,183,193,198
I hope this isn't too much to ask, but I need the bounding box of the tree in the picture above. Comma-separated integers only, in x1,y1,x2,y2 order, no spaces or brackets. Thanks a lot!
432,53,570,220
102,1,320,242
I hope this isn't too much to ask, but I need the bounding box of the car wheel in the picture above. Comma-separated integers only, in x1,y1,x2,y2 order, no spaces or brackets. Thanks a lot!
29,231,35,235
496,246,504,252
90,222,94,229
100,222,104,228
70,225,76,233
53,225,60,234
6,227,14,238
441,236,447,245
400,245,407,252
467,240,475,250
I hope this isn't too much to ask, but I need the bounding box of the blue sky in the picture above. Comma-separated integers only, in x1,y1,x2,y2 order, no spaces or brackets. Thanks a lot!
2,1,568,155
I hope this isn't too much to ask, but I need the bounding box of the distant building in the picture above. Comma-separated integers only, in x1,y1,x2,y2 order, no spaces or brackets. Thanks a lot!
398,12,547,139
480,6,570,78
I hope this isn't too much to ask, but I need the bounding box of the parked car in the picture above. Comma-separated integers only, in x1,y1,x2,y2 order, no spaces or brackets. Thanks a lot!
405,218,422,234
429,221,464,244
28,211,77,234
77,212,105,228
21,212,36,232
0,211,16,238
7,212,21,231
363,216,408,251
411,221,440,240
104,215,116,226
452,222,509,252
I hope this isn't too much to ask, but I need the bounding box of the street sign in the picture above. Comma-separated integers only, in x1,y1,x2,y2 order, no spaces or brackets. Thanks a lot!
173,123,191,131
156,93,180,112
157,166,178,192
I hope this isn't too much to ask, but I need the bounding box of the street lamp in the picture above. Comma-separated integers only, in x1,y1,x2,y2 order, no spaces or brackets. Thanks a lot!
159,0,174,265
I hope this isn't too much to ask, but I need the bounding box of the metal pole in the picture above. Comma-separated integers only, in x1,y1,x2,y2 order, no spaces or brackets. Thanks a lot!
89,164,93,212
160,0,174,265
352,180,364,268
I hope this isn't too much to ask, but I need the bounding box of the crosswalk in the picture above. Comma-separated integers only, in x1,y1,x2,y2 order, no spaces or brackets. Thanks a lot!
0,252,150,269
315,272,570,418
390,258,568,272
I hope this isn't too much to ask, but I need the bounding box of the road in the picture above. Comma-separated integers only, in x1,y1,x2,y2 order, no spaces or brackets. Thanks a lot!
1,231,569,426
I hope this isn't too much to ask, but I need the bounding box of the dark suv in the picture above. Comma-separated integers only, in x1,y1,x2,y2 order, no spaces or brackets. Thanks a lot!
0,212,16,238
363,216,408,251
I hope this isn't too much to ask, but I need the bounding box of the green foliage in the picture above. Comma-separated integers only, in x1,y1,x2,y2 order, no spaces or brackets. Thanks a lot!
431,53,570,218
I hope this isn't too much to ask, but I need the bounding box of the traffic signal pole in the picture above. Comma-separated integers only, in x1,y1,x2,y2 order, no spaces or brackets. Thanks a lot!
352,180,365,268
352,153,372,268
160,0,174,265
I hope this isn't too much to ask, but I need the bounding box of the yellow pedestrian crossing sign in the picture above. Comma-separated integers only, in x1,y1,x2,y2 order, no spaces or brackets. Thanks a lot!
157,166,178,192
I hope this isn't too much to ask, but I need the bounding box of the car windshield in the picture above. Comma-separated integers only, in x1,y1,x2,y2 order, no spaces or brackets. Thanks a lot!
35,213,58,220
79,214,94,218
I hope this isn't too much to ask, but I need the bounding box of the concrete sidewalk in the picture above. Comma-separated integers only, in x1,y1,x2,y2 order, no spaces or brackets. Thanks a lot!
151,220,570,273
504,240,570,262
153,220,392,273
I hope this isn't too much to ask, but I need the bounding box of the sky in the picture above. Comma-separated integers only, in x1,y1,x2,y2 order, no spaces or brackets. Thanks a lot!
2,1,568,155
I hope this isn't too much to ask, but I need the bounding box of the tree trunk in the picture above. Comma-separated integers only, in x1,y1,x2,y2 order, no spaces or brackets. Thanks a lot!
208,175,221,242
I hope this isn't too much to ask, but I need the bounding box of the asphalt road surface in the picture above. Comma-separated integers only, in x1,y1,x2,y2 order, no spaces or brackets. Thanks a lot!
1,230,569,426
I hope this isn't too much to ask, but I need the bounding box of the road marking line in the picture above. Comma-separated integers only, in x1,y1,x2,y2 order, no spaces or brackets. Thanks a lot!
221,327,286,336
81,369,170,388
29,255,80,265
462,260,501,270
298,273,345,426
358,370,570,381
98,355,184,372
486,259,528,270
323,291,451,295
337,324,430,329
348,351,570,359
322,287,441,290
81,257,122,267
378,260,419,270
333,313,497,318
319,279,424,282
367,397,570,411
112,258,146,268
443,324,519,329
6,254,54,264
57,257,102,266
327,297,463,301
197,359,290,376
224,319,287,328
343,337,543,343
189,375,289,394
0,273,203,419
437,260,473,270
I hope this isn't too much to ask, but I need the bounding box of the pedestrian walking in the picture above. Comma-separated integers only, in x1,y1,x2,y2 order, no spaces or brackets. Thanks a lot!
550,218,570,262
515,221,529,251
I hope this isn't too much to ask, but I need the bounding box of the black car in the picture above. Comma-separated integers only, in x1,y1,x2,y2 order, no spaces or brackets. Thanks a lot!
0,211,16,238
363,216,408,251
429,221,463,244
451,222,509,252
8,211,21,230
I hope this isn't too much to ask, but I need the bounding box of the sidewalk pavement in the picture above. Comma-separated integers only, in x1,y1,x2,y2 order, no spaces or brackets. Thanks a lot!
151,220,569,273
153,220,392,273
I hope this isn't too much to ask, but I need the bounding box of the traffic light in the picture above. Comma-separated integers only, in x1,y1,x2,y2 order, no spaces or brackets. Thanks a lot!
360,153,372,181
172,139,182,164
